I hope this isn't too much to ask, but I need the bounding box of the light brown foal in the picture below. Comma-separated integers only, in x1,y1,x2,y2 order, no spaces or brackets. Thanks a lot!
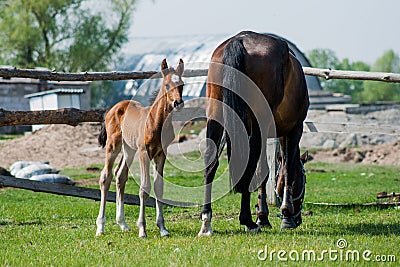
96,59,184,237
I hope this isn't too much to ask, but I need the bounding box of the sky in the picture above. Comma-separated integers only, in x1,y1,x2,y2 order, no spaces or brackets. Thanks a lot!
126,0,400,64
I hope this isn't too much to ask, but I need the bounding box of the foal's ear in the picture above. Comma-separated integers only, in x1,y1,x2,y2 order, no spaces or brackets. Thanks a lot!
176,58,184,77
161,59,169,76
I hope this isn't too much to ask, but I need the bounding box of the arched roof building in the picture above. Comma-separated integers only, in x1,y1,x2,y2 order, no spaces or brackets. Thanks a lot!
122,33,322,105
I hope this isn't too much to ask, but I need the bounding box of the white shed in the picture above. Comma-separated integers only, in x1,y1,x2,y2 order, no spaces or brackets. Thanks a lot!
24,88,84,131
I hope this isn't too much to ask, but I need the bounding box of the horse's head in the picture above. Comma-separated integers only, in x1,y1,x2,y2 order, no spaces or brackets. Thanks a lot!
161,59,185,111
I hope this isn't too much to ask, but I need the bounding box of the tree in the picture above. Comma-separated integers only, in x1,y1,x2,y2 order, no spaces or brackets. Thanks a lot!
361,50,400,103
307,48,341,92
0,0,136,72
307,48,371,103
335,58,370,101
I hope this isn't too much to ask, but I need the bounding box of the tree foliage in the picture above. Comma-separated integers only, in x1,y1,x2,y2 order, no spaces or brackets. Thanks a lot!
307,48,370,101
0,0,136,72
307,48,400,103
361,50,400,103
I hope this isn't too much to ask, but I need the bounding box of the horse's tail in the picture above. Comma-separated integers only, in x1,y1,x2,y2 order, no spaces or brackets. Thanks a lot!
98,110,109,148
222,37,249,193
222,37,247,126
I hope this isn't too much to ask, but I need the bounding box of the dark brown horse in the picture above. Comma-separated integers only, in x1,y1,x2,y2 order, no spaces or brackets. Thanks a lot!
198,31,309,235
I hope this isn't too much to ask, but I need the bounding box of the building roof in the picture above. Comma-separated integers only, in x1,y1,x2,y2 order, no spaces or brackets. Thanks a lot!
24,88,85,98
122,33,322,104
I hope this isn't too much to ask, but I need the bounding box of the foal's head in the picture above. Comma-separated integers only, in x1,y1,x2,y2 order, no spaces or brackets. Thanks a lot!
160,58,185,111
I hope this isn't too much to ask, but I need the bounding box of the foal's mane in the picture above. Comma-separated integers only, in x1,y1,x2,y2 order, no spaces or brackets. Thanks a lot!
148,89,160,105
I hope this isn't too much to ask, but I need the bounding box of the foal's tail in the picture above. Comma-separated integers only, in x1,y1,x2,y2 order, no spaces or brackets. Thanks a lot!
222,37,249,193
98,110,109,148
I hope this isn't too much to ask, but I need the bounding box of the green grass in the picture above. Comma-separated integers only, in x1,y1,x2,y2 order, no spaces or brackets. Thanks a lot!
0,134,23,141
1,157,400,266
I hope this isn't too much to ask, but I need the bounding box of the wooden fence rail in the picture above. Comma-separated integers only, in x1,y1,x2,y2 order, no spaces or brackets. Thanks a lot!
0,108,105,127
303,67,400,83
0,174,198,207
1,66,400,83
0,107,207,127
0,67,208,81
1,107,400,136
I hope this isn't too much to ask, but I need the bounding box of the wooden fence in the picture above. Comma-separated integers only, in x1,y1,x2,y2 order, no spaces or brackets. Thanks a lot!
1,66,400,82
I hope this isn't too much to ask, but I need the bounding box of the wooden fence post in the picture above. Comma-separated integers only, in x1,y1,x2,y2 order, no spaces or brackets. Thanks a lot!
266,138,280,205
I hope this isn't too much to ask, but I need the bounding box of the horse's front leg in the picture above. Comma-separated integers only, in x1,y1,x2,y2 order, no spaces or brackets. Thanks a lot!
279,124,303,230
137,149,151,238
256,179,272,228
154,153,170,237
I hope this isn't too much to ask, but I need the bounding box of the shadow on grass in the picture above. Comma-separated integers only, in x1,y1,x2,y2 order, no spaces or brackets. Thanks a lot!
338,222,400,236
0,219,44,226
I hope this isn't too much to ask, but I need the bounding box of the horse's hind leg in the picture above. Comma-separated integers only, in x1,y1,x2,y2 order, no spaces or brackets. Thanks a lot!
198,118,224,237
154,153,169,237
96,137,121,236
115,144,135,232
137,149,151,238
238,126,262,232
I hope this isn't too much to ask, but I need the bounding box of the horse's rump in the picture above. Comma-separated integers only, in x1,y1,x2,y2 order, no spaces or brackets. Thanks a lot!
98,100,132,148
220,32,292,193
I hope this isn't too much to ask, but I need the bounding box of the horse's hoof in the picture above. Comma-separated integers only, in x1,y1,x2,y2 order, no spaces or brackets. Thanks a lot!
295,216,303,227
280,217,297,230
198,212,213,237
257,215,272,229
198,229,213,237
245,225,261,233
160,229,170,237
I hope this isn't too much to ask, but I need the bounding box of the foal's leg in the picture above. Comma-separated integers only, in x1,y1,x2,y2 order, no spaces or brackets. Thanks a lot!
137,149,151,238
114,144,136,232
96,138,121,236
153,153,170,237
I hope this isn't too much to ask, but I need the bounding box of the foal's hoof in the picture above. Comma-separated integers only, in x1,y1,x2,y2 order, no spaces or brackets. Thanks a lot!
96,226,105,236
138,229,147,238
160,229,170,237
280,217,297,230
95,230,104,236
119,223,131,232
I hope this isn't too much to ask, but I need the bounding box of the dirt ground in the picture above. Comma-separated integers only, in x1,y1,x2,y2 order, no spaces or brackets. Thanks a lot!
0,123,105,169
0,109,399,170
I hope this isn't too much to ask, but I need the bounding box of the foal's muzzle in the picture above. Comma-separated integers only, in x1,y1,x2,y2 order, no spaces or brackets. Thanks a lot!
173,99,184,111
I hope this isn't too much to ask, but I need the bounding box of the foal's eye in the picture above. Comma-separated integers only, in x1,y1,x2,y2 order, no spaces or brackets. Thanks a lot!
165,84,170,90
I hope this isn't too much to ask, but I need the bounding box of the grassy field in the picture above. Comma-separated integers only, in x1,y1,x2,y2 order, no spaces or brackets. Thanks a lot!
1,154,400,266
